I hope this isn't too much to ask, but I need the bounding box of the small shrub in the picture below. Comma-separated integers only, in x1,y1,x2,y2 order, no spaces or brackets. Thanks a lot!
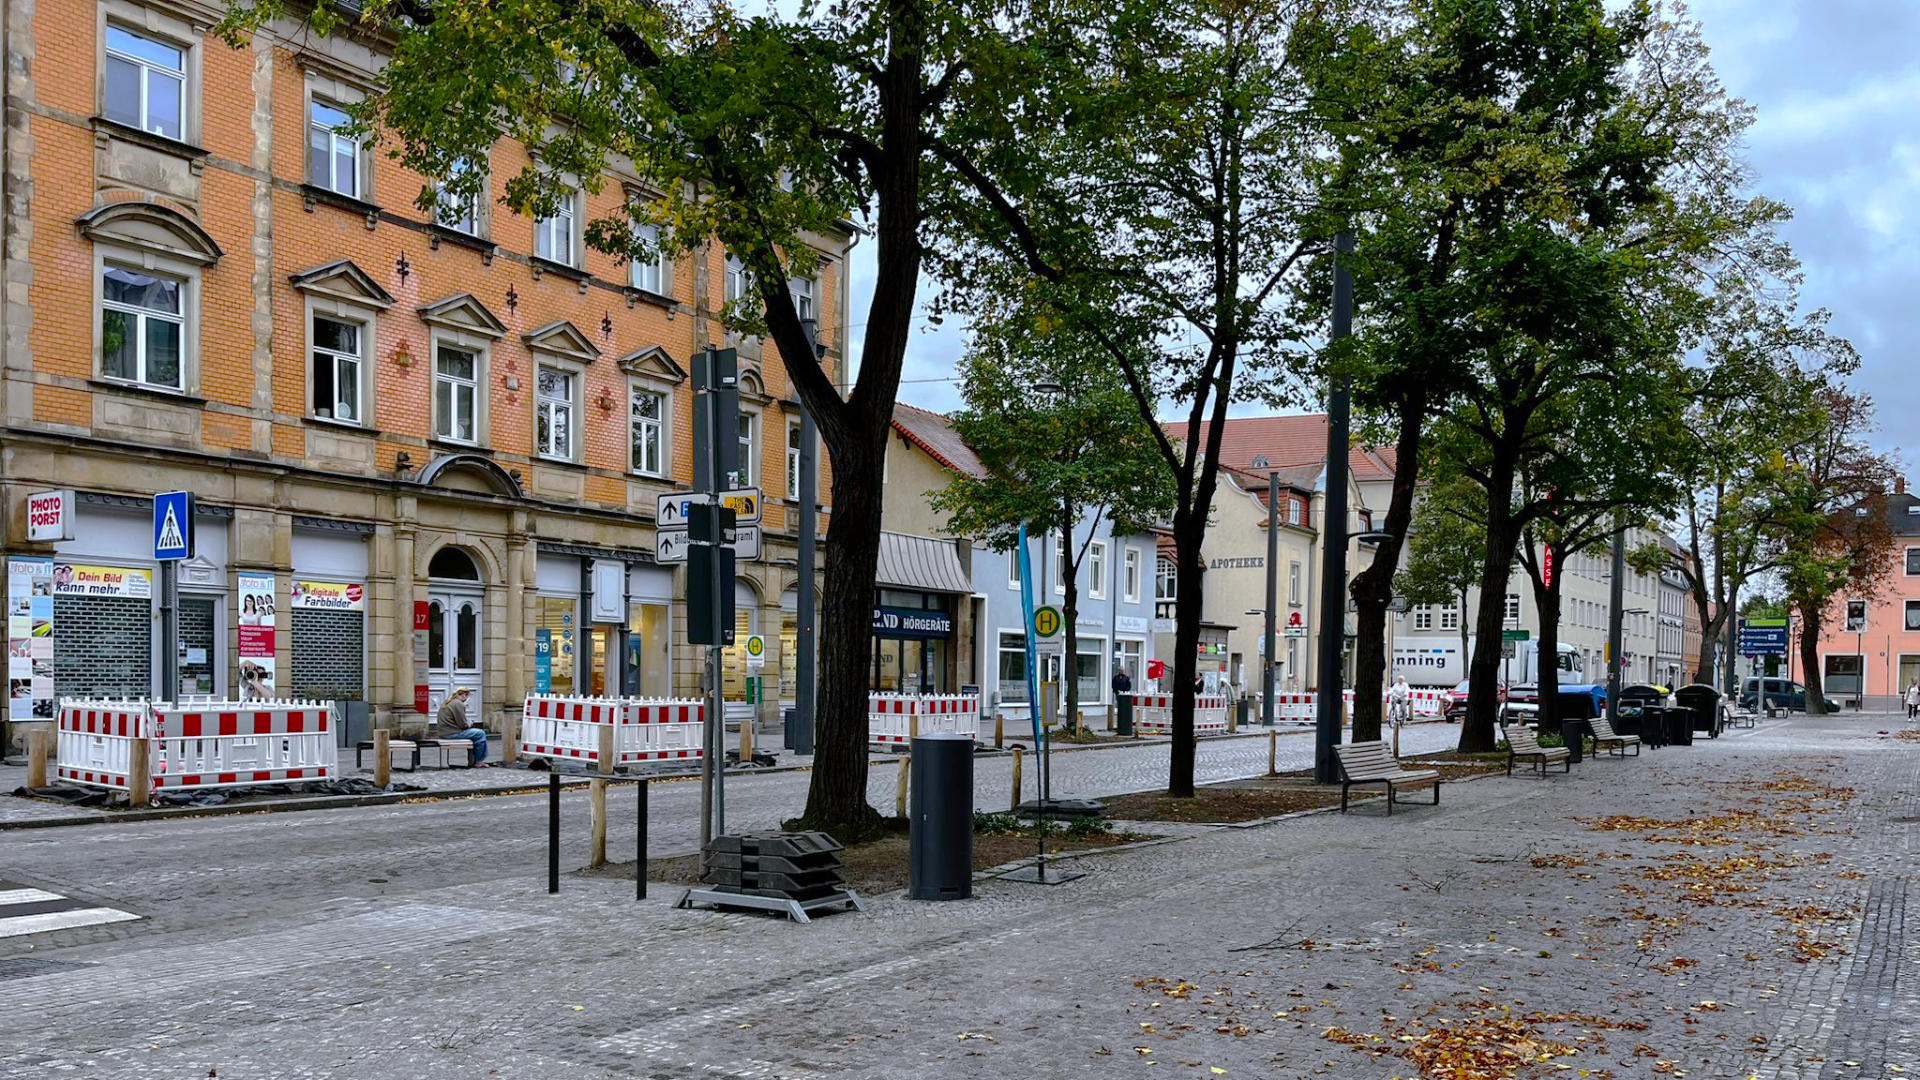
972,811,1023,834
1536,731,1566,748
1062,815,1112,838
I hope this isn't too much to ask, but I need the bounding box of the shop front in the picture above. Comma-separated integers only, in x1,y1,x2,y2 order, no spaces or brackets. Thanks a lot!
869,532,974,695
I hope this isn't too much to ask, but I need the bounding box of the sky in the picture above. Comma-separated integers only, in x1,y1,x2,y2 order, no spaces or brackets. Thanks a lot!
845,1,1920,467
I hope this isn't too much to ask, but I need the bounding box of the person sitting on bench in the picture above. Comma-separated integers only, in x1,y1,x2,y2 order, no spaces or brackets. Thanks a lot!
436,687,488,767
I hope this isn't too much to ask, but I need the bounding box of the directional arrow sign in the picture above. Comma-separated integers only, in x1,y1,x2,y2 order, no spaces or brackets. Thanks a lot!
657,530,691,564
658,524,758,563
729,525,762,560
656,492,709,529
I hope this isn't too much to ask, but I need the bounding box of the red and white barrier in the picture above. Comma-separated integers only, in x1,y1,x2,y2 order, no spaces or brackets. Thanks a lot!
1386,688,1447,721
1127,694,1230,736
56,698,337,792
520,695,705,766
867,693,981,747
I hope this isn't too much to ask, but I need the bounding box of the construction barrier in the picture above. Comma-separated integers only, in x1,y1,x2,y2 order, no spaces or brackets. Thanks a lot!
867,694,981,747
56,698,337,792
519,695,705,766
1389,689,1448,721
1126,694,1230,736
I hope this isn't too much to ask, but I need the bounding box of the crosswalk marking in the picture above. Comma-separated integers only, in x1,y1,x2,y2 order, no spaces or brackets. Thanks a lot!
0,880,139,940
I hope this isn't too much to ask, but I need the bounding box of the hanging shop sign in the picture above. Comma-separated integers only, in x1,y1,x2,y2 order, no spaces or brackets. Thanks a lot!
871,605,955,639
25,490,74,543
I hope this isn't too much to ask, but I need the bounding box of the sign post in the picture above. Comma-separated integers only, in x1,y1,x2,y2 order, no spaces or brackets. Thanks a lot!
689,347,739,846
152,492,195,702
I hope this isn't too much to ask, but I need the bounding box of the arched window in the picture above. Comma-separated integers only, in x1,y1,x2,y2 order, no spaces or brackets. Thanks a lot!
428,546,480,580
1155,556,1177,602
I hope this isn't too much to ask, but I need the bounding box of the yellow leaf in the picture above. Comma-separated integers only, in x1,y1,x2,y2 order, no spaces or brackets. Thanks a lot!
1212,1070,1227,1075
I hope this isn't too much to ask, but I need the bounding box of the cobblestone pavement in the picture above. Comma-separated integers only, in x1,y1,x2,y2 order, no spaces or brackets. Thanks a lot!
5,715,1904,1078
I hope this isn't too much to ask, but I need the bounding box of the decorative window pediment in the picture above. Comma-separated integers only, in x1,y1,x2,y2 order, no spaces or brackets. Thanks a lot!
77,200,222,266
737,366,770,404
616,345,686,384
289,259,394,310
417,292,506,340
523,320,599,365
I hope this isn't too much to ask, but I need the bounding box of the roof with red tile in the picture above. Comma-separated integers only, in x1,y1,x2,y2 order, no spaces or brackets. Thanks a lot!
891,402,986,479
1164,413,1398,482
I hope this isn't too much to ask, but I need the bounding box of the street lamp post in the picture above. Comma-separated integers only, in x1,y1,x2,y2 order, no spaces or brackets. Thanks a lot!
1313,231,1355,784
1264,471,1279,727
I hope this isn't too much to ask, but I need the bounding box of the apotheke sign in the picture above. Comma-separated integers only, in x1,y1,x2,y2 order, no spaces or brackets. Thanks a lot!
25,490,73,542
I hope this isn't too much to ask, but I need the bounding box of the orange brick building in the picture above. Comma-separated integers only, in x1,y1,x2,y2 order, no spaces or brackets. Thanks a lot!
0,1,848,742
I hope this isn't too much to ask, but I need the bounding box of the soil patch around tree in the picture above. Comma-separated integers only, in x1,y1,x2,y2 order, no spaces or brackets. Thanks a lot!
1101,753,1505,824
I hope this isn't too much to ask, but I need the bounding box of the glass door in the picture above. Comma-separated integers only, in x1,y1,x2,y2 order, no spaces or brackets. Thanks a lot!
428,589,484,720
177,594,218,699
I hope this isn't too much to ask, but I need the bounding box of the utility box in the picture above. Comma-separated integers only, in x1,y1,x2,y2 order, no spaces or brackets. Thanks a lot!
908,732,974,901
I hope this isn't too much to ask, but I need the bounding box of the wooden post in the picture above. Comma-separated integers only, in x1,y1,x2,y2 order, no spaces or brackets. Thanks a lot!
26,728,49,788
373,728,392,788
994,709,1004,749
502,712,520,764
1010,746,1024,812
127,736,151,809
1228,700,1239,734
740,712,754,763
1107,703,1116,733
589,723,615,869
1268,729,1278,776
909,711,920,741
894,753,911,818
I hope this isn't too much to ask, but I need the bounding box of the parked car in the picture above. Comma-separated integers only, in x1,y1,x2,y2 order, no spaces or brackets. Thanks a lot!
1738,677,1841,714
1441,680,1507,722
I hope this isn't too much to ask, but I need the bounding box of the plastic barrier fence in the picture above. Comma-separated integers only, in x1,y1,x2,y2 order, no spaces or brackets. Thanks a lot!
520,695,706,766
1126,694,1230,736
1390,689,1448,721
56,698,337,792
867,694,981,747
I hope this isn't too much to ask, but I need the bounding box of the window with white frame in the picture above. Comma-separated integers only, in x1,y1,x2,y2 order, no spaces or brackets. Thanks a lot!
1123,547,1141,603
1439,607,1459,631
1156,556,1176,601
1907,547,1920,576
536,366,575,459
786,419,802,500
101,265,184,390
1288,562,1301,605
1287,498,1303,526
1055,539,1069,595
735,411,756,486
997,632,1029,703
434,344,478,443
1007,549,1021,590
629,387,664,476
535,193,577,266
1413,605,1433,631
104,25,184,140
1504,593,1521,623
307,98,361,199
630,223,669,294
1089,541,1108,599
724,255,749,305
1904,600,1920,632
789,273,815,322
311,315,363,423
436,158,481,235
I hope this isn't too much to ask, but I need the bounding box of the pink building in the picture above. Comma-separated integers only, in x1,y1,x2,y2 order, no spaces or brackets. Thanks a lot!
1815,484,1920,708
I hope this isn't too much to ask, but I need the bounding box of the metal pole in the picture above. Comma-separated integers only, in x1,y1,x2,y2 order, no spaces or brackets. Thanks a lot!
636,777,648,901
1605,522,1626,719
548,772,561,894
1264,472,1278,727
159,561,179,702
1313,230,1355,784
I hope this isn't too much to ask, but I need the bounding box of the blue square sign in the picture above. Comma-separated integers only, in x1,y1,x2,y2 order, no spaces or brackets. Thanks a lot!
153,491,195,561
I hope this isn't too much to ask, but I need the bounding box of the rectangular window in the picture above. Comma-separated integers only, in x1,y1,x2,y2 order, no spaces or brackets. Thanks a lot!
307,98,360,199
1440,608,1459,631
536,367,575,459
629,387,664,476
1077,637,1105,703
1089,541,1108,600
1288,562,1301,605
434,345,477,443
630,223,669,294
1907,548,1920,576
735,411,756,486
1504,593,1521,623
311,315,362,423
437,158,480,234
104,26,184,140
789,274,815,322
1906,601,1920,632
1287,499,1302,526
724,255,749,305
1116,639,1143,687
535,195,576,266
1156,556,1176,601
1123,548,1141,604
786,420,802,500
1055,539,1069,595
1007,548,1021,590
997,632,1028,703
1413,606,1432,632
101,266,183,390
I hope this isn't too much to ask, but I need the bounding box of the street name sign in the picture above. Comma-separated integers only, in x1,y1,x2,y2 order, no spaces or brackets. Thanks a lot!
1501,628,1530,642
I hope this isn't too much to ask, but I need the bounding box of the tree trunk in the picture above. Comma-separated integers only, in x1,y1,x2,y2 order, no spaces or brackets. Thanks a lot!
1533,560,1562,732
796,440,887,838
1062,517,1080,734
1168,506,1207,796
1348,396,1425,743
1462,459,1518,753
1798,605,1826,714
1457,589,1470,692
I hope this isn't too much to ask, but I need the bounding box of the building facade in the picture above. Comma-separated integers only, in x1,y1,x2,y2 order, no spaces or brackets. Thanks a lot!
1814,485,1920,709
0,2,848,743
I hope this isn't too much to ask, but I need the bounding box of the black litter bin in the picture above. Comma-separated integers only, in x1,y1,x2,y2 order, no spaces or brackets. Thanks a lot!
1116,695,1134,737
908,733,974,901
1666,707,1693,746
1560,720,1585,764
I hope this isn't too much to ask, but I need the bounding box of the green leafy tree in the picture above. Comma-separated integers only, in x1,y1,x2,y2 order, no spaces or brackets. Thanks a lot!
931,306,1175,731
219,0,1098,837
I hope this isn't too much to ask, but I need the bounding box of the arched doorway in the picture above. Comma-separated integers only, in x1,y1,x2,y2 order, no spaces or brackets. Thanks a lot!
426,546,485,720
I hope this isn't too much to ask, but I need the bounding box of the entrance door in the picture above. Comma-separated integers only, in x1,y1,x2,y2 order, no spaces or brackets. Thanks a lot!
427,589,484,721
177,595,219,699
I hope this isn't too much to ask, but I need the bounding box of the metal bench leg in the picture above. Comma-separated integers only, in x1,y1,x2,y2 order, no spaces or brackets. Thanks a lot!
1341,782,1349,813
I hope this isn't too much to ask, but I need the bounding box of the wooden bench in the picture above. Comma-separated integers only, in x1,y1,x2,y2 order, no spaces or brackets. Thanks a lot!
354,738,476,772
1501,724,1571,776
1725,704,1757,729
1334,741,1440,815
1589,715,1641,757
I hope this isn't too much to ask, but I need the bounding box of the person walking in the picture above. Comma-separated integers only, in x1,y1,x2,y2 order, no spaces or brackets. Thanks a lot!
435,687,489,766
1905,680,1918,721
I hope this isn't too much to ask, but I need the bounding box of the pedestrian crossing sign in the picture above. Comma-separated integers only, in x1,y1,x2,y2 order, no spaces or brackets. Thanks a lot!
152,491,195,561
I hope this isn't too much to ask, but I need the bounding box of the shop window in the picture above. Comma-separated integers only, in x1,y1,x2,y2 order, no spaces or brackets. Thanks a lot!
536,595,577,694
1076,638,1105,703
997,632,1028,703
536,366,576,460
1115,640,1143,687
311,314,363,423
627,602,671,698
102,265,184,390
291,607,365,700
307,98,362,199
53,591,152,700
104,25,184,140
630,387,665,476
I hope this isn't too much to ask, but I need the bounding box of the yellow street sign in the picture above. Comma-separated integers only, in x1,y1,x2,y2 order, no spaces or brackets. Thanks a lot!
1032,605,1064,639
